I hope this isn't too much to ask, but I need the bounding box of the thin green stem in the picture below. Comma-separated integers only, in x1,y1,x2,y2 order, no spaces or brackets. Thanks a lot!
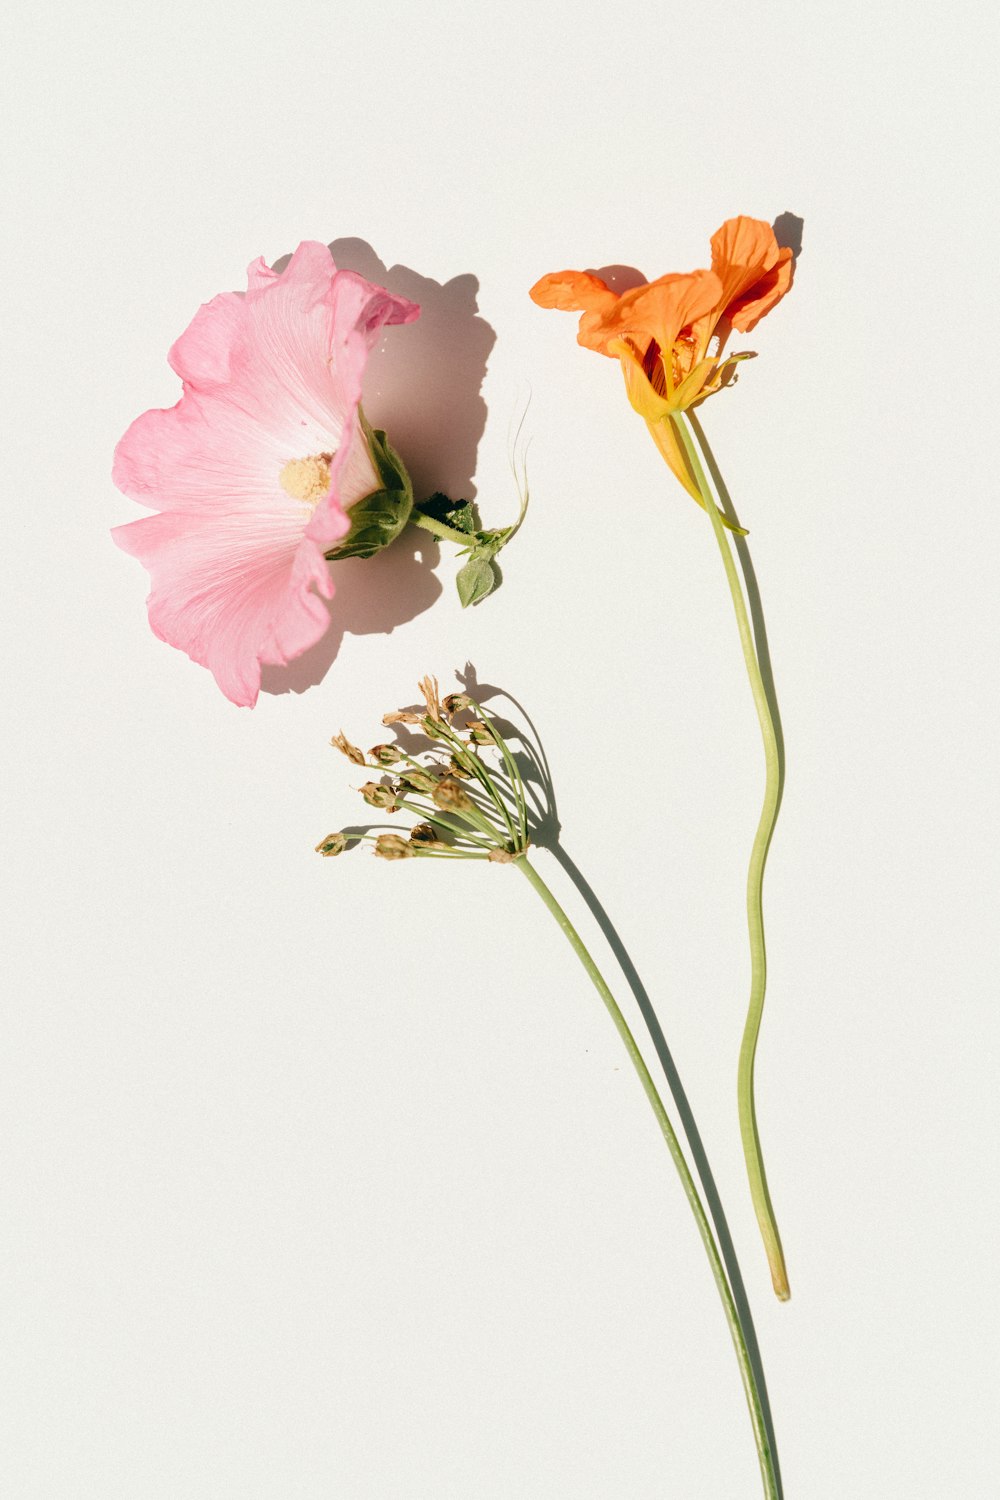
517,855,778,1499
670,413,789,1302
431,718,519,844
470,698,529,847
394,798,495,849
410,511,476,548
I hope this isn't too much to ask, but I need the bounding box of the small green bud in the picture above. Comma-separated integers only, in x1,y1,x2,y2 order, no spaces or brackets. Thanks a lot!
315,832,349,857
422,715,448,740
374,833,414,860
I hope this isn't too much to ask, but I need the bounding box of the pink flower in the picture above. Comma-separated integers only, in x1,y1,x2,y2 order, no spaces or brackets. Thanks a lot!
112,242,420,707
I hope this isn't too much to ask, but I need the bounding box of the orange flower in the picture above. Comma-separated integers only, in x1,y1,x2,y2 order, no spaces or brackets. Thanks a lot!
530,216,793,504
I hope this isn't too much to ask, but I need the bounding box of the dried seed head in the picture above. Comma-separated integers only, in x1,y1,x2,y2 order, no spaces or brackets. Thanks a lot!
374,834,414,861
409,824,450,851
443,692,472,716
400,766,440,794
409,823,440,844
314,832,349,857
369,743,404,766
432,778,475,814
448,756,472,779
466,721,493,746
419,675,443,721
360,781,398,810
383,711,423,726
330,731,366,766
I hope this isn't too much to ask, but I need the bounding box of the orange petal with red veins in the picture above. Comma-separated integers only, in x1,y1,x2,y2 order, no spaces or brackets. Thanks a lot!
710,216,794,330
599,270,724,362
729,252,793,332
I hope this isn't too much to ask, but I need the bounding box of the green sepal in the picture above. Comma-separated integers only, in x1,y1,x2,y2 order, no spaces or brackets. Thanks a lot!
456,554,496,607
325,409,414,561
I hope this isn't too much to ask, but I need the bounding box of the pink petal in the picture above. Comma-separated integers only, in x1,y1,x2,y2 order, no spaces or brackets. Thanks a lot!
112,242,420,705
112,511,337,709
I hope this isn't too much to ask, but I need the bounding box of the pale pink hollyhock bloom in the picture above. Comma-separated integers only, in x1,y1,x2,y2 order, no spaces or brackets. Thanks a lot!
112,242,420,707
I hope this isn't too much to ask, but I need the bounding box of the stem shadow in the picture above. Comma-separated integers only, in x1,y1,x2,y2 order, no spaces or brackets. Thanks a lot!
456,664,784,1498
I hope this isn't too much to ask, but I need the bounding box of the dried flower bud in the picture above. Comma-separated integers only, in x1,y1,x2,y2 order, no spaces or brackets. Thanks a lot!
374,833,414,860
315,832,349,857
432,778,475,814
409,824,450,851
383,710,422,726
488,846,515,864
330,731,366,765
419,674,443,721
401,768,440,792
448,755,472,779
360,781,398,809
409,822,440,844
443,692,472,716
369,743,404,766
466,720,493,746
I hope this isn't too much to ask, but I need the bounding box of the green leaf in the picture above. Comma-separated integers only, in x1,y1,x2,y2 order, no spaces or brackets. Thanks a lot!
456,555,496,608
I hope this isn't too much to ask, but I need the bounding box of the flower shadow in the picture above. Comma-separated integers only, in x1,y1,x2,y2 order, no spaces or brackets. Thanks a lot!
262,241,496,699
772,211,805,262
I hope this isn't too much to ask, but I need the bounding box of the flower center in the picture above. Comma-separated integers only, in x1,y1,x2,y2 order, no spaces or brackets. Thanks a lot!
279,452,334,506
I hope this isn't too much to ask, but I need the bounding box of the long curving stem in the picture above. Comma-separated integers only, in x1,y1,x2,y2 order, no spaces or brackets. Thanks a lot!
670,413,790,1302
517,855,780,1498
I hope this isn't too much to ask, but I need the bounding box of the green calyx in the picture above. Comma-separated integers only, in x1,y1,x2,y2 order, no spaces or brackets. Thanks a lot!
324,410,529,607
324,409,414,562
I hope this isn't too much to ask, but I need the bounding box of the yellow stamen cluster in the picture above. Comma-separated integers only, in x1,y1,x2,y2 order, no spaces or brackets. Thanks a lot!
279,452,334,506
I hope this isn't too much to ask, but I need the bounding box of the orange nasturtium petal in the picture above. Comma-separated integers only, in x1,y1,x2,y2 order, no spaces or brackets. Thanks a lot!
593,269,723,368
709,216,794,333
528,270,618,312
529,221,791,511
529,271,621,353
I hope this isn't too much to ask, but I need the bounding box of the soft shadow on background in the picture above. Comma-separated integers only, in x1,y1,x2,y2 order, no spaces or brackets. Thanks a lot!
262,241,496,698
451,664,786,1499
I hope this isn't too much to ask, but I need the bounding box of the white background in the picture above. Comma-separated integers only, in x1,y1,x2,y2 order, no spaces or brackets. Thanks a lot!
3,2,998,1495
